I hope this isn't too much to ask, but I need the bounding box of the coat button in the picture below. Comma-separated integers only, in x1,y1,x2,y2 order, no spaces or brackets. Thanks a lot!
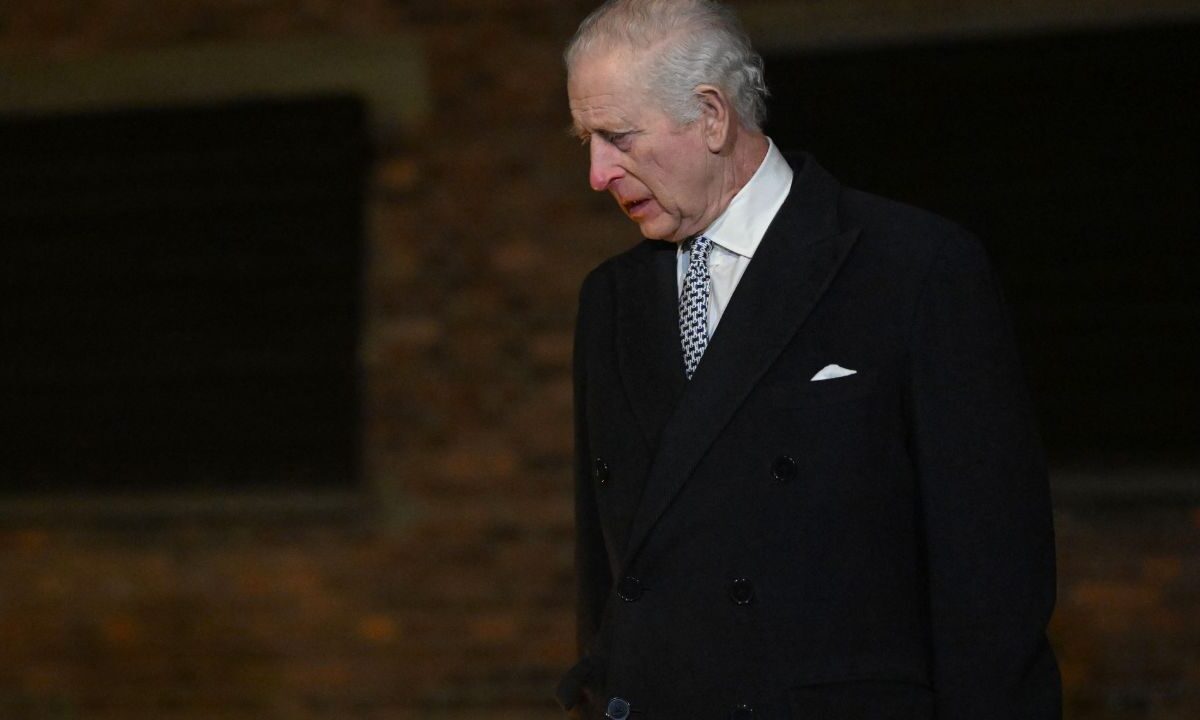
606,696,631,720
729,578,755,605
730,704,755,720
593,458,610,485
616,576,644,602
771,455,798,482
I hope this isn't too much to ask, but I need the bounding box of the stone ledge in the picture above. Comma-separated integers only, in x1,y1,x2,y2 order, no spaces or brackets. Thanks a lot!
1052,466,1200,506
0,490,367,525
0,35,428,134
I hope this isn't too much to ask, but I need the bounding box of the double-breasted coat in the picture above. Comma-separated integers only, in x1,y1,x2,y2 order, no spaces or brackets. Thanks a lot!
557,153,1060,719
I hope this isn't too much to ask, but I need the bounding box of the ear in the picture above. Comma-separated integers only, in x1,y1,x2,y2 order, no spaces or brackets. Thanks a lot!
694,84,734,153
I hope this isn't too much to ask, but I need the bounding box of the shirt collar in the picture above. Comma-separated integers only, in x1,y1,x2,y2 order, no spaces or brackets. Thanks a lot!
697,137,793,259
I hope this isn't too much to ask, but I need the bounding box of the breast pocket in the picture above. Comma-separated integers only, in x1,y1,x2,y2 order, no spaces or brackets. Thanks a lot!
789,679,933,720
763,368,879,408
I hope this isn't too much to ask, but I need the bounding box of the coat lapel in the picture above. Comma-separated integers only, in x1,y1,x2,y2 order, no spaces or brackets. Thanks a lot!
620,153,862,568
615,241,687,449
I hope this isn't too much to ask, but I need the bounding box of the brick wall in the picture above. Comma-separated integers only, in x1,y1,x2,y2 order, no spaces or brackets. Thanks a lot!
1,2,1196,719
1054,506,1200,719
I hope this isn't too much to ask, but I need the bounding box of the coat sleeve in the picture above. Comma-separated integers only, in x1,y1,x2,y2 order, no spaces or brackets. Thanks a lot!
906,232,1061,719
556,269,613,714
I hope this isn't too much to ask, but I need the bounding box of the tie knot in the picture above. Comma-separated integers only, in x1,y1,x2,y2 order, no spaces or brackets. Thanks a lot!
689,235,713,263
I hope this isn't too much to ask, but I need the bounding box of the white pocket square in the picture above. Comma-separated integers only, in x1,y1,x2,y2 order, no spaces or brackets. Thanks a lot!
810,364,857,381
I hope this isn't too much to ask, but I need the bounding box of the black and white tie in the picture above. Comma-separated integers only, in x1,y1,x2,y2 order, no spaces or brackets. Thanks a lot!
679,235,713,380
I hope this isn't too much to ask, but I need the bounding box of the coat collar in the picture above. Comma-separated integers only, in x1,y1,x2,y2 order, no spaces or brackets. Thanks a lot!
614,152,863,565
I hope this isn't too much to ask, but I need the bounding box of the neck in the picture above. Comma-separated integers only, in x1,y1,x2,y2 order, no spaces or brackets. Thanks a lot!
730,130,769,191
711,128,769,215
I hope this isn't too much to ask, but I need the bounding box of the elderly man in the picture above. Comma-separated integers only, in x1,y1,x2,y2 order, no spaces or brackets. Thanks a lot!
559,1,1061,719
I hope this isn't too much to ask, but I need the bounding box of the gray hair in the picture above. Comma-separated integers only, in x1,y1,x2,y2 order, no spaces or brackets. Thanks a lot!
565,0,769,130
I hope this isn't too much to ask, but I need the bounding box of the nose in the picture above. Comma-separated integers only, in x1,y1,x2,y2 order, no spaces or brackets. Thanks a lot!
588,139,623,192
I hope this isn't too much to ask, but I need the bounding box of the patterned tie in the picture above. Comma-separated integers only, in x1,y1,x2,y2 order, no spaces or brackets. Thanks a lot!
679,235,714,380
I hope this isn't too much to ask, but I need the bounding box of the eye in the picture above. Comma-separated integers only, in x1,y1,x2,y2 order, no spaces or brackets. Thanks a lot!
604,132,633,150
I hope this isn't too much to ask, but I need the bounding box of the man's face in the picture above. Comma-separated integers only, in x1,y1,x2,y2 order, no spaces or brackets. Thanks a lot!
568,48,723,244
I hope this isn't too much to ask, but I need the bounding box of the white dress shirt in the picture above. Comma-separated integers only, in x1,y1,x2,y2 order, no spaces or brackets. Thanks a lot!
677,138,793,338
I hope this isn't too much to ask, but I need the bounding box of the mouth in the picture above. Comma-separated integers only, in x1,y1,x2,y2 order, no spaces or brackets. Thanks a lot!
622,197,652,217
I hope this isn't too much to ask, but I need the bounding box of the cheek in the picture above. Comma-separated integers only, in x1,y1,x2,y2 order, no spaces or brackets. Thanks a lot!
666,165,709,215
645,163,691,212
640,135,707,214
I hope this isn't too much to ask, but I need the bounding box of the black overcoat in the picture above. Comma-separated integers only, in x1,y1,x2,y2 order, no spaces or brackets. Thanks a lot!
557,153,1061,720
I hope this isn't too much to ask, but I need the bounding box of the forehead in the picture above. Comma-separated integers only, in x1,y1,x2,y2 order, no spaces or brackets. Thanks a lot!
568,48,648,126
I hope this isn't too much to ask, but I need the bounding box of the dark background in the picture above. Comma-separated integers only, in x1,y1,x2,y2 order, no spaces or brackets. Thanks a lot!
766,23,1200,470
1,98,368,492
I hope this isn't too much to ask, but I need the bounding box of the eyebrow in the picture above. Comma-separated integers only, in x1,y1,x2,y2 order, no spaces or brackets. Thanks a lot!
568,124,639,146
567,123,589,142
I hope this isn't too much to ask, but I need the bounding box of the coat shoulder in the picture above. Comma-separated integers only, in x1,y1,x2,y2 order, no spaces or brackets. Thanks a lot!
838,186,992,281
841,187,962,247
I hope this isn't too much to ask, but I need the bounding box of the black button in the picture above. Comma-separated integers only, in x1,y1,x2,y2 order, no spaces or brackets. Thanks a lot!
771,455,798,482
730,704,755,720
593,458,610,485
729,578,755,605
606,696,631,720
616,576,644,602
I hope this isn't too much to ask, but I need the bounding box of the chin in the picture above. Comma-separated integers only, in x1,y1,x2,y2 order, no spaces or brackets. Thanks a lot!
637,220,682,243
